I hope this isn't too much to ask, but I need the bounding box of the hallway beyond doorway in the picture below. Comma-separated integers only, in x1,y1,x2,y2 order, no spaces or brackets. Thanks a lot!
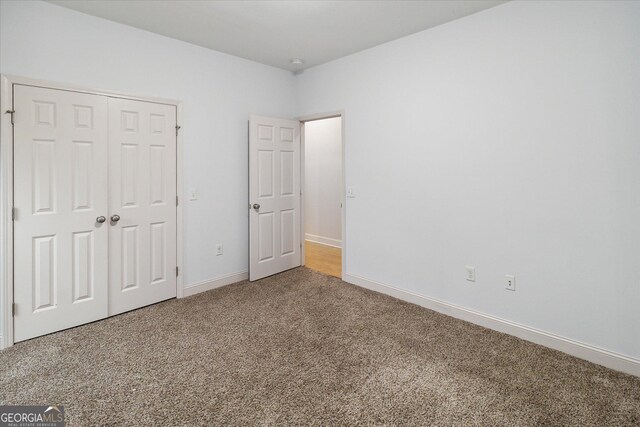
305,241,341,278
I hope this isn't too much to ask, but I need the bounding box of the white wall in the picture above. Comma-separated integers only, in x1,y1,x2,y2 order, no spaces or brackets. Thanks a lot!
295,0,640,360
0,0,296,293
304,117,342,247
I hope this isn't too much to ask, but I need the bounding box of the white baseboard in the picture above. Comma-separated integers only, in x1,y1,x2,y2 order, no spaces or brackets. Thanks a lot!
343,273,640,378
183,271,248,297
305,233,342,248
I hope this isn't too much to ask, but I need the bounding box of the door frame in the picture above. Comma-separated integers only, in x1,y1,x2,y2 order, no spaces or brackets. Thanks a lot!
0,74,184,349
297,110,346,279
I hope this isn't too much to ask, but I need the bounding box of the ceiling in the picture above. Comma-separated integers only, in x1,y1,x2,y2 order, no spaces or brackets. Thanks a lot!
48,0,507,72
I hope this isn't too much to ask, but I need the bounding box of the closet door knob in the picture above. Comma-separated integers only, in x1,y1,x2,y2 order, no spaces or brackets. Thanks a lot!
111,214,121,223
96,216,106,224
252,203,260,210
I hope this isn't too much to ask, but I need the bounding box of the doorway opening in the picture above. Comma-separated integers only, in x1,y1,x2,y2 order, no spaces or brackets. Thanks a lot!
301,116,344,279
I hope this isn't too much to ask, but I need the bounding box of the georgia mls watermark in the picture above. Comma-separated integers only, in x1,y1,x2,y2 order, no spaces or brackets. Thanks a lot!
0,406,64,427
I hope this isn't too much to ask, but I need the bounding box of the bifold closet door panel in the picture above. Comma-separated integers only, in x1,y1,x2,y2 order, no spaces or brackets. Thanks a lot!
13,85,109,342
108,97,177,315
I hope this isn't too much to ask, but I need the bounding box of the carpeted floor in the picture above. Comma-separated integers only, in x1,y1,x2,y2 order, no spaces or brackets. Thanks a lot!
1,267,639,426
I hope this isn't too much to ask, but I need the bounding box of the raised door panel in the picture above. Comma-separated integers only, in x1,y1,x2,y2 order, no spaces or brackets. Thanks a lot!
121,225,140,290
72,231,94,302
258,213,275,262
121,144,140,207
149,145,166,205
71,141,94,211
280,210,295,256
150,222,166,284
32,235,57,311
280,151,294,197
258,150,274,198
32,139,56,214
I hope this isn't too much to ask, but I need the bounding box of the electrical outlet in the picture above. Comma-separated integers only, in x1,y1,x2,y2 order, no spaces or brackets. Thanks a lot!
505,274,515,291
465,266,476,282
216,244,223,256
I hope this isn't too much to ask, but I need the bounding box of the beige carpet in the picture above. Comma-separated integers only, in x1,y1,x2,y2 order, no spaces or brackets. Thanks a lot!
1,267,639,426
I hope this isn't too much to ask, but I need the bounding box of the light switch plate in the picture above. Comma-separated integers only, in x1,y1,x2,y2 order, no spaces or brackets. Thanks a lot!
346,187,356,198
189,188,198,201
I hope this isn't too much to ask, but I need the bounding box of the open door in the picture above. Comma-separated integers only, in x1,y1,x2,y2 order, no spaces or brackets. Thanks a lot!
249,115,301,281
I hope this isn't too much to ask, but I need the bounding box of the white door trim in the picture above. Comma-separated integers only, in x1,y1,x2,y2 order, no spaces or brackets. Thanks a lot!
297,110,346,278
1,76,14,349
0,74,184,349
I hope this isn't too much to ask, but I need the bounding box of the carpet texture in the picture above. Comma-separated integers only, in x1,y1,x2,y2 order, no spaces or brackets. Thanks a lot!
1,267,639,426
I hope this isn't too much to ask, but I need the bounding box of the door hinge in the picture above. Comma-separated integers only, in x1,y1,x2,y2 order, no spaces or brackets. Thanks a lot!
176,196,179,206
176,266,179,277
11,207,16,221
175,125,181,136
12,303,16,316
5,109,15,125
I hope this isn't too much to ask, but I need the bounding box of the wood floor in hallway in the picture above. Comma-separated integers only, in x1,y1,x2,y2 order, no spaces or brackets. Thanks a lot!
305,241,341,278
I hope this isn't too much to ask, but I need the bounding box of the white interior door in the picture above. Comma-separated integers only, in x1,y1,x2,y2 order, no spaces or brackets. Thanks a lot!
249,115,301,280
13,85,109,342
108,98,177,315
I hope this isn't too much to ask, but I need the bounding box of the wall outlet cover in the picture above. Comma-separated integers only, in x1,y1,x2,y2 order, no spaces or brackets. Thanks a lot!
505,274,515,291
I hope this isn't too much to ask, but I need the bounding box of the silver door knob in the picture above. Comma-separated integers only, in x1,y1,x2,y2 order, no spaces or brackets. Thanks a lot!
252,203,260,210
111,214,121,222
96,216,106,223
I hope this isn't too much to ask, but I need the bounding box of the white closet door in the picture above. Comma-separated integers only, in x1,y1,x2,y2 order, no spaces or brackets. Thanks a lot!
249,115,301,280
108,98,177,315
13,85,109,342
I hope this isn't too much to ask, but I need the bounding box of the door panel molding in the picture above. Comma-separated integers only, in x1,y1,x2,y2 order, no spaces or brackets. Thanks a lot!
0,75,184,349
